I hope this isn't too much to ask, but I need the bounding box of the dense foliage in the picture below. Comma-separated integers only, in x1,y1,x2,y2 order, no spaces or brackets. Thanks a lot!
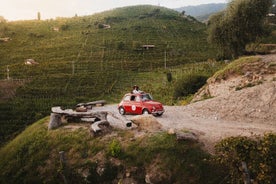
208,0,272,58
173,72,208,99
215,134,276,184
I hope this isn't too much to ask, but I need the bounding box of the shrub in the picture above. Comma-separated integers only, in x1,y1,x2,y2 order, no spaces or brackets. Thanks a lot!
173,73,208,99
166,72,172,82
61,24,69,31
98,24,104,29
86,161,119,183
215,134,276,184
108,139,121,157
117,41,125,50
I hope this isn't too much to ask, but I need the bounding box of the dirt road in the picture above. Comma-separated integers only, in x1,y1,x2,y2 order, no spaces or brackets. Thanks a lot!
97,103,275,153
159,105,275,152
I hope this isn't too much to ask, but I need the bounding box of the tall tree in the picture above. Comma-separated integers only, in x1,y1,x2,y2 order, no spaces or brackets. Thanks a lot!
37,12,41,21
208,0,272,59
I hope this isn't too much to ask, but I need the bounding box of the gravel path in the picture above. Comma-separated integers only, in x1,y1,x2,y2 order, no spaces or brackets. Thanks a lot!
159,105,275,152
96,104,275,153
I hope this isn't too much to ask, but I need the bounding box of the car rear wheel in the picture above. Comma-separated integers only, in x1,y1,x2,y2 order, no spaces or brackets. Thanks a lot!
119,107,125,115
142,109,149,115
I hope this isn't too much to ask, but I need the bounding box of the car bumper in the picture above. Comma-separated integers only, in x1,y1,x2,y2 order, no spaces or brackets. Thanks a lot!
151,110,164,115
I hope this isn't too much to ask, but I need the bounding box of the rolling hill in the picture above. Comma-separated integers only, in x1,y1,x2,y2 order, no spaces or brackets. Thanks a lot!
0,5,219,144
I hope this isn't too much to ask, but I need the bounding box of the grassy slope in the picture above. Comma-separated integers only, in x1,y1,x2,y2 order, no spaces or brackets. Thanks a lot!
1,55,275,182
0,118,227,183
0,5,221,143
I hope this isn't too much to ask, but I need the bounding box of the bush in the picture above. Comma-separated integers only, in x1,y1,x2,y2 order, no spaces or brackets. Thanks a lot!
108,139,121,157
117,41,125,50
166,72,172,82
215,134,276,184
98,24,104,29
173,73,208,99
86,161,119,184
61,24,69,31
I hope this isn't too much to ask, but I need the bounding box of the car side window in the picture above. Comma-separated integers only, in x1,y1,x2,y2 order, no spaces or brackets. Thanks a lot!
130,95,135,101
124,95,131,101
135,96,141,102
141,94,152,101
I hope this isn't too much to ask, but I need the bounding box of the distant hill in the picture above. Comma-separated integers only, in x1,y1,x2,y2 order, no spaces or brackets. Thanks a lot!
175,3,227,22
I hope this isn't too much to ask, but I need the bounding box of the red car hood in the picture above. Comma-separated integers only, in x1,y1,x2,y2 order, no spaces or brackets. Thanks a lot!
144,100,163,107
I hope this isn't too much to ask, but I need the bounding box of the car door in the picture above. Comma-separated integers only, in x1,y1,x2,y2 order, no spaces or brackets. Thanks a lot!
122,95,132,112
132,95,143,114
127,95,137,114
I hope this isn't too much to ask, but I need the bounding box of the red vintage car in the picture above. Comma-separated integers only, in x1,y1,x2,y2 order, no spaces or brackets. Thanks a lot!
118,93,164,116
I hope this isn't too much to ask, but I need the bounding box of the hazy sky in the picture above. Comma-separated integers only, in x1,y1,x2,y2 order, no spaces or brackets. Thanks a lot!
1,0,227,21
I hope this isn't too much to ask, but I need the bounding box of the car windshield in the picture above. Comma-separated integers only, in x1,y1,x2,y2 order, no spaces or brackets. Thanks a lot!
141,94,153,101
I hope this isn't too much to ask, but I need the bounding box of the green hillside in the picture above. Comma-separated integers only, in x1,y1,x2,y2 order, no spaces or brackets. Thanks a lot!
0,5,213,68
0,5,220,143
0,118,227,183
0,116,274,183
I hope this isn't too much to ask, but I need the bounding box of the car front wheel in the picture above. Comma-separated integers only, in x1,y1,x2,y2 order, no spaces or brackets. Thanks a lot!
142,109,149,115
119,107,125,115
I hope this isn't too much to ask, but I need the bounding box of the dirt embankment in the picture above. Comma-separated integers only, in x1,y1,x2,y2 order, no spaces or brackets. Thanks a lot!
192,54,276,125
160,54,276,152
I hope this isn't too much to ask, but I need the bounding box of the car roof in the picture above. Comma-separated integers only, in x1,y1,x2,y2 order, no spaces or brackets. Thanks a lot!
125,93,148,96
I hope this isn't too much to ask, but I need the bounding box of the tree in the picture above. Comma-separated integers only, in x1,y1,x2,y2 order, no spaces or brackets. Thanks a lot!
208,0,272,59
0,16,6,23
37,12,41,21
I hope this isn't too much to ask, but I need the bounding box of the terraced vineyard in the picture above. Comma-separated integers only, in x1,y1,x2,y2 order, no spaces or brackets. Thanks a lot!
0,5,220,143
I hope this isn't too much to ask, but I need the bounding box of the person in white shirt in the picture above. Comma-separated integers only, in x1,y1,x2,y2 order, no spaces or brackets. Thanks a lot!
132,85,142,94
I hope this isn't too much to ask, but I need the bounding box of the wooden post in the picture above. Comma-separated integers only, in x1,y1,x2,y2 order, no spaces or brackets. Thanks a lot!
241,161,251,184
72,61,75,75
59,151,66,166
164,50,167,69
59,151,68,184
6,65,10,80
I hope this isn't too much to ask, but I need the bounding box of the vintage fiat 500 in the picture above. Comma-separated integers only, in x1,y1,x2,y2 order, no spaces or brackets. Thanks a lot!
118,93,164,116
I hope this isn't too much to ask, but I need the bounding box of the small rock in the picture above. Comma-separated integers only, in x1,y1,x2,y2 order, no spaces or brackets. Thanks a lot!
167,128,175,135
145,174,152,184
75,106,87,112
131,115,161,131
176,132,198,142
48,113,62,130
126,172,131,178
